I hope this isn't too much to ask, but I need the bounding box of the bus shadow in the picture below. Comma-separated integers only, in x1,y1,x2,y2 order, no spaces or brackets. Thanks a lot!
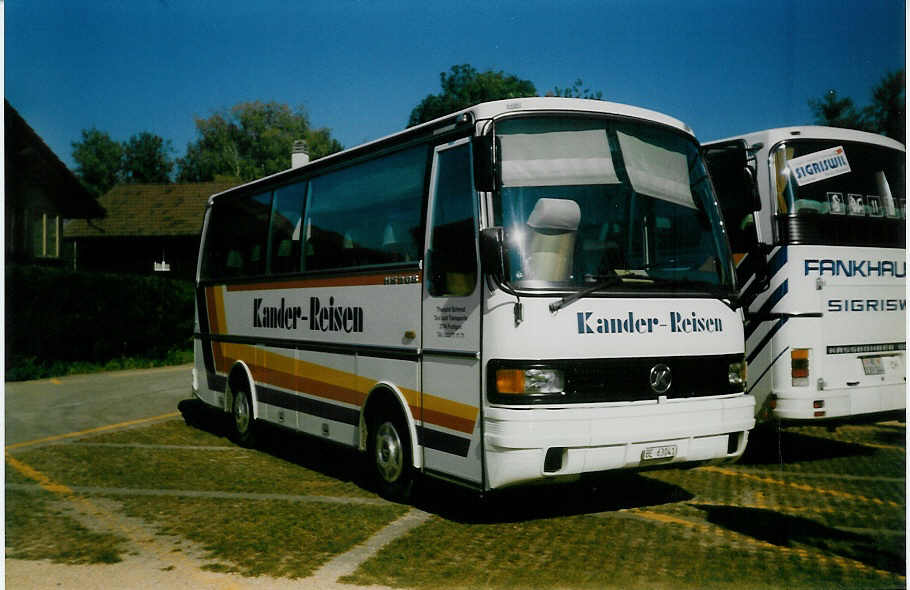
414,472,694,524
177,398,372,488
692,504,906,576
738,426,876,466
177,399,696,520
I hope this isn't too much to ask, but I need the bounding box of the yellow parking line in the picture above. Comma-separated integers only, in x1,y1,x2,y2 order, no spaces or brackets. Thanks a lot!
701,466,901,508
5,412,180,451
5,453,74,495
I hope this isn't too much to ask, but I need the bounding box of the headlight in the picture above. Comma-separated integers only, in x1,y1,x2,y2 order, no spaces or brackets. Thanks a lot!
495,368,565,395
728,359,747,389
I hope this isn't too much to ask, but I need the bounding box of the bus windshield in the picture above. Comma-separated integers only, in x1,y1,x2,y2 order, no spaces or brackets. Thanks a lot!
493,116,734,292
772,140,906,247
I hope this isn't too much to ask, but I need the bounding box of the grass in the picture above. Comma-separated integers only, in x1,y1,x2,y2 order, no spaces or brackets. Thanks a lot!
4,409,905,588
5,489,129,565
114,496,406,578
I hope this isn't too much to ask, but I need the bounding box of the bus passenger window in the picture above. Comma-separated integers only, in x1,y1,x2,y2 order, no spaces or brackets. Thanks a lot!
428,143,477,296
201,191,272,279
268,182,307,274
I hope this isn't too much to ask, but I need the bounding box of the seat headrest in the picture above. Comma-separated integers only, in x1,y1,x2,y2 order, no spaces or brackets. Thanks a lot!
527,198,581,231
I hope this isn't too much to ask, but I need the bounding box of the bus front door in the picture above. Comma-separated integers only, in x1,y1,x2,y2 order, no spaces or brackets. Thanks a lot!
421,138,484,488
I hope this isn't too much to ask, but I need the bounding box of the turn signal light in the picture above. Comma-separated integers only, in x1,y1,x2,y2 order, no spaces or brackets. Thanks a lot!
791,348,810,387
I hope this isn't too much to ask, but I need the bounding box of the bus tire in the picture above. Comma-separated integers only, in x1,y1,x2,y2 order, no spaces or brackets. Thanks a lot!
229,383,257,448
369,411,414,502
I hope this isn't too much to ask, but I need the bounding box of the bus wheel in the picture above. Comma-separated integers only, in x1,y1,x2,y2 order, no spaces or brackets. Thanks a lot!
369,413,413,502
229,385,257,448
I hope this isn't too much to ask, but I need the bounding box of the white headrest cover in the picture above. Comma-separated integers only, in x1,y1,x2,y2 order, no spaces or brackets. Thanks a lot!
526,198,581,231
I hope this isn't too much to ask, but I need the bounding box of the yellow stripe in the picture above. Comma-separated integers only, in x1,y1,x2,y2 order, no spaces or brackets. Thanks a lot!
5,412,180,451
218,341,478,428
6,453,74,494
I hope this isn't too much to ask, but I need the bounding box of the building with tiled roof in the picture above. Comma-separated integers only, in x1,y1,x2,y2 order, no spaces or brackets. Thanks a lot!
5,100,106,265
65,180,241,278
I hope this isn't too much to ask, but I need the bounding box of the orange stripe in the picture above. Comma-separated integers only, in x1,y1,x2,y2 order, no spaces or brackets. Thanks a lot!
226,270,422,292
214,341,476,435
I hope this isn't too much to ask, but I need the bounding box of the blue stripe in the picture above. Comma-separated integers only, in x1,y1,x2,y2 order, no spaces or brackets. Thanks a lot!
747,346,790,395
747,317,789,365
767,246,788,276
744,280,789,340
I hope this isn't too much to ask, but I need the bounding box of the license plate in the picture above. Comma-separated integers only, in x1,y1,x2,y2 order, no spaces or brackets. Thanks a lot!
861,356,884,376
641,445,677,462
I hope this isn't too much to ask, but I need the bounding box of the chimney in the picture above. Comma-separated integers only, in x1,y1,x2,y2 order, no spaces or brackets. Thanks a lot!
291,140,309,169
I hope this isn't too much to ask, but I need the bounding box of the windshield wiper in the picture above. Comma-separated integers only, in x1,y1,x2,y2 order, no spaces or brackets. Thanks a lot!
549,275,651,313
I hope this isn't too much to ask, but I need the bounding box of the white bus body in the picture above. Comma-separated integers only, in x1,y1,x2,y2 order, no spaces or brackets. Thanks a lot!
193,97,755,497
705,127,906,426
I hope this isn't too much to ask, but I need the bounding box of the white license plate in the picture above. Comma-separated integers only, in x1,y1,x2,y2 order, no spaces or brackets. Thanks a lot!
861,356,884,376
641,445,677,462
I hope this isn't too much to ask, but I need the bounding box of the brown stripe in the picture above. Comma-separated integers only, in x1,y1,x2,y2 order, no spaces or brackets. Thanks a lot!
421,408,476,434
226,270,422,292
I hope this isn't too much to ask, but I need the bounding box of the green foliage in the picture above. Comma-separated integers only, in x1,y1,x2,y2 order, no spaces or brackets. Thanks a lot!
867,70,905,143
809,70,905,143
550,78,603,100
72,128,175,194
71,127,124,197
122,131,175,183
5,266,195,381
408,64,537,127
176,101,343,182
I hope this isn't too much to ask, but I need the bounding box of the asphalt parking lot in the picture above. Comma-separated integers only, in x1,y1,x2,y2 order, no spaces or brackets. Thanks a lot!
6,394,906,589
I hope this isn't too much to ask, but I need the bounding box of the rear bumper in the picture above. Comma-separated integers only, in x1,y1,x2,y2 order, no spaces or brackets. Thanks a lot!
774,383,906,423
484,394,755,490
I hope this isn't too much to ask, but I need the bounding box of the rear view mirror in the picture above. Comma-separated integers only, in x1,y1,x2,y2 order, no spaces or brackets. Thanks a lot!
703,140,760,212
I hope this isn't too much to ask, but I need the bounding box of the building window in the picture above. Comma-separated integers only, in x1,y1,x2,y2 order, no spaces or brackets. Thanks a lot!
31,211,60,258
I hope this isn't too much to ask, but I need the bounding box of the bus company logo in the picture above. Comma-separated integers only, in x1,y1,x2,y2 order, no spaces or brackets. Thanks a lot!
789,146,851,187
252,296,364,333
253,297,304,330
576,311,723,335
827,298,906,313
804,259,906,278
309,296,364,333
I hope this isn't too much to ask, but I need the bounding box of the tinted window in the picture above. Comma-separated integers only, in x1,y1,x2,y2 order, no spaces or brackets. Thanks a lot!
269,182,307,274
427,143,477,296
202,191,272,279
303,145,427,271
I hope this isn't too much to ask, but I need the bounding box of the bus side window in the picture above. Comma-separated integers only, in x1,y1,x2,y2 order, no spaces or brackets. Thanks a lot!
268,182,307,274
428,143,477,296
201,191,271,279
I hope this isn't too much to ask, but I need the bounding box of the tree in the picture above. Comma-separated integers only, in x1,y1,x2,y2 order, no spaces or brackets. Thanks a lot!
408,64,537,127
71,128,123,197
176,101,343,182
549,78,603,100
866,70,905,144
122,132,174,184
808,70,905,142
808,90,869,131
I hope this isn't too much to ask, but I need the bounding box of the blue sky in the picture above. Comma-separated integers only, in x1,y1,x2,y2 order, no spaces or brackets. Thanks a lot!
6,0,906,171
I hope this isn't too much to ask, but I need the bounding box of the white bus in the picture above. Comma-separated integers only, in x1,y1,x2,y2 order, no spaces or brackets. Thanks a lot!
704,127,906,426
192,97,755,500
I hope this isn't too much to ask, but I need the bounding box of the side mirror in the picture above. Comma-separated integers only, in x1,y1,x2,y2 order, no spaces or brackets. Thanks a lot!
472,135,495,192
479,227,505,283
704,140,759,212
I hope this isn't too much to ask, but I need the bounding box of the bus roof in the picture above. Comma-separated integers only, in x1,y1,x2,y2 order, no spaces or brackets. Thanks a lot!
208,97,696,204
707,126,906,152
